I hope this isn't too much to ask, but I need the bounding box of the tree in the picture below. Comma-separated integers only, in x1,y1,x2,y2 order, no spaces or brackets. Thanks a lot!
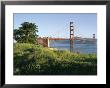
14,22,38,44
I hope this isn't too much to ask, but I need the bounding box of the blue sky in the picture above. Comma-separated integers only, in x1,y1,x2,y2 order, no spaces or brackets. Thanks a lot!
14,13,97,38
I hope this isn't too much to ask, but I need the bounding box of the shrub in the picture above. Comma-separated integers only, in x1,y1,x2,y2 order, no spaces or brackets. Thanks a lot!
14,43,97,75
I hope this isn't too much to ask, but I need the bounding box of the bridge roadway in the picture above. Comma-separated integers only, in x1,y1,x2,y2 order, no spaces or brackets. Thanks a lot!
49,38,69,40
48,37,82,40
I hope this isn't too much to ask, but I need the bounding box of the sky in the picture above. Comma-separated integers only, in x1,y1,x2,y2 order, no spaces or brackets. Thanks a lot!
14,13,97,38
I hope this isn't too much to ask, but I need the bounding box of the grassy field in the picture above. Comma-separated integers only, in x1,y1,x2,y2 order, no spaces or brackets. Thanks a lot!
14,43,97,75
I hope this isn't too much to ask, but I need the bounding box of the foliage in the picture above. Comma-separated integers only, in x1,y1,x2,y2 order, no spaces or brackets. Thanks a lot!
14,22,38,44
14,43,97,75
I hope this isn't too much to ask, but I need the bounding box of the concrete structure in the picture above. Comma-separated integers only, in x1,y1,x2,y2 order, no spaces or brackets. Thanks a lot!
37,37,49,47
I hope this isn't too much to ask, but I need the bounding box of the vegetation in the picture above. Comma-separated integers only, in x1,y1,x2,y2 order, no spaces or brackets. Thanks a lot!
14,43,97,75
14,22,38,44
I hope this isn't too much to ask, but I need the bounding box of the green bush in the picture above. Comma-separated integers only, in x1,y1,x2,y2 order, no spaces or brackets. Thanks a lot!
14,43,97,75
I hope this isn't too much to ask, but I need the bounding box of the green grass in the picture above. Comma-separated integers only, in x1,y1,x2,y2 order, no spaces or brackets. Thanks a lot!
14,43,97,75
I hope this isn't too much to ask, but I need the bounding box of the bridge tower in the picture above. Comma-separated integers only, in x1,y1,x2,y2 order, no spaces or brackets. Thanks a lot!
70,22,74,52
93,34,95,39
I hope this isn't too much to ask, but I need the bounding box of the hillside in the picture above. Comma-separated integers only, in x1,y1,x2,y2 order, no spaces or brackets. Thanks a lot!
14,43,97,75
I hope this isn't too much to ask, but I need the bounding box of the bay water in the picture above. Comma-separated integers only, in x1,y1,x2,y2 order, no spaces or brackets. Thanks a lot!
49,39,97,54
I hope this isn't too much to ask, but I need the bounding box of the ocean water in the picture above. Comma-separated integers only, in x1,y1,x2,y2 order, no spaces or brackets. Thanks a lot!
49,40,97,54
